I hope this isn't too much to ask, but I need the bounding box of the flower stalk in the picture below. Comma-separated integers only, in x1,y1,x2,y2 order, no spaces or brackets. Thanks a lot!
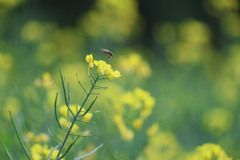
55,72,100,159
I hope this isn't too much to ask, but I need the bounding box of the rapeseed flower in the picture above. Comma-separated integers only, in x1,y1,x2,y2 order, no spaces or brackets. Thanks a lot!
85,54,121,79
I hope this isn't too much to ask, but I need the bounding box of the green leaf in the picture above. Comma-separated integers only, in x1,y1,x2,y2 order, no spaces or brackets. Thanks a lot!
9,111,32,160
0,139,13,160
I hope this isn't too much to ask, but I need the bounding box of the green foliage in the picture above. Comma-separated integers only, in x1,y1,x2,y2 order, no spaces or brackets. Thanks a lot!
0,0,240,159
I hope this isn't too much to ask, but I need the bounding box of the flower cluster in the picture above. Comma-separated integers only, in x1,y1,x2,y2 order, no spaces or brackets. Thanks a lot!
25,132,49,143
30,144,64,160
187,143,232,160
86,54,121,79
113,88,155,141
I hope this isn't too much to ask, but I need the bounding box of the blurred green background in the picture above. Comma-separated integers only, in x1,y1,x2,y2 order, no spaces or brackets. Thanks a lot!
0,0,240,159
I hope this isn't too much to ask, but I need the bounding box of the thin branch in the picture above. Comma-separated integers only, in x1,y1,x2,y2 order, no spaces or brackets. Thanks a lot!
47,127,61,144
74,143,104,160
94,86,109,90
56,136,80,160
90,92,100,95
75,118,96,124
76,74,87,94
87,68,93,85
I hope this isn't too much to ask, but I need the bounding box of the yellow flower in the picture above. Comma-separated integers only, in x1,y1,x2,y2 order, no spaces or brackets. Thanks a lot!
59,117,79,134
94,60,121,79
86,54,93,63
83,112,93,121
30,143,64,160
86,54,94,68
132,118,143,130
59,105,81,117
146,123,159,136
35,133,49,143
108,70,121,79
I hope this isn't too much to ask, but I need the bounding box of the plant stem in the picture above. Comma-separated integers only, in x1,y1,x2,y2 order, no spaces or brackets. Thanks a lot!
56,76,99,159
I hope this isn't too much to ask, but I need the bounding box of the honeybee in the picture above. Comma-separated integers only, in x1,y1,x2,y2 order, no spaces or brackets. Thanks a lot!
101,48,114,58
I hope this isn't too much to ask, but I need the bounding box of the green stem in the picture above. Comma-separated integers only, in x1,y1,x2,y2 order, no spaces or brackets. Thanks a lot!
56,76,99,159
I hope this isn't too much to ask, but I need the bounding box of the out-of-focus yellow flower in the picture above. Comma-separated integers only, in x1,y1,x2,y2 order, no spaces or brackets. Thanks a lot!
78,0,140,42
143,130,181,160
35,133,49,143
86,54,94,68
118,53,151,78
83,112,93,122
59,105,81,117
59,105,93,122
25,132,49,143
35,72,54,88
146,123,159,136
202,108,233,135
31,143,64,160
25,132,35,142
113,115,134,141
3,97,21,120
0,52,13,70
187,143,232,160
21,21,45,42
59,117,79,134
132,118,143,130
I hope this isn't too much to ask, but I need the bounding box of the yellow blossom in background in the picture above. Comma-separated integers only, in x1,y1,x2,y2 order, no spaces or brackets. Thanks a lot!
142,130,182,160
83,112,93,122
0,52,13,70
202,108,233,135
132,118,143,130
78,0,140,42
59,117,79,134
113,115,134,141
186,143,232,160
35,72,54,89
146,123,159,136
30,143,64,160
59,105,81,117
21,21,45,42
118,52,151,78
3,97,21,120
34,133,49,143
165,19,211,67
113,88,155,141
25,132,35,142
24,132,49,143
59,105,93,122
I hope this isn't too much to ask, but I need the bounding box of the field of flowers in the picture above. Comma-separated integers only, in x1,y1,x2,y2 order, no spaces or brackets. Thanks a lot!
0,0,240,159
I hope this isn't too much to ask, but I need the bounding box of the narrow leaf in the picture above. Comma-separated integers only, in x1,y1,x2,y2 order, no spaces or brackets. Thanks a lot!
74,143,104,160
9,111,32,160
57,136,80,160
0,139,13,160
81,96,98,116
54,92,63,129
